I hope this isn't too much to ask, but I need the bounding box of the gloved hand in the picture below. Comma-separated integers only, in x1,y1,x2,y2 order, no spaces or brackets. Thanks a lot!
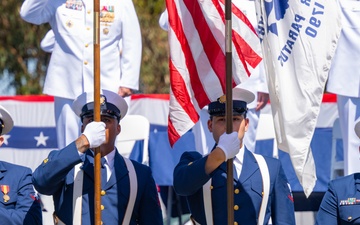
82,122,106,148
217,132,240,161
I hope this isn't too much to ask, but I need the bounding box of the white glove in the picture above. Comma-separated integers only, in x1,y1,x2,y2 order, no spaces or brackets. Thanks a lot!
217,132,240,161
82,122,106,148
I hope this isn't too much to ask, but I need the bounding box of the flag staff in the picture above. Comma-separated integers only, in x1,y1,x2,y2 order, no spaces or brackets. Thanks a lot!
225,0,234,224
93,0,102,224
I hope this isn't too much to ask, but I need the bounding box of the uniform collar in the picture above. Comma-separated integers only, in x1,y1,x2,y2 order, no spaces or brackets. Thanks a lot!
103,149,115,170
234,145,245,165
238,150,258,183
88,148,115,170
0,162,6,172
104,150,128,190
82,149,125,187
0,162,6,180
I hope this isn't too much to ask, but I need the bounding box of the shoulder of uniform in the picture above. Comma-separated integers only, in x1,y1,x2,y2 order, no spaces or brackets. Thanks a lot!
0,161,31,173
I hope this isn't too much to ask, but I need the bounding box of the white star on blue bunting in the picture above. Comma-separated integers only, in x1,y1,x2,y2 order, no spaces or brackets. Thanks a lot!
34,132,49,147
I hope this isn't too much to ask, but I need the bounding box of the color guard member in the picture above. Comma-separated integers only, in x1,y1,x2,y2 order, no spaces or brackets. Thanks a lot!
173,87,295,225
32,90,163,225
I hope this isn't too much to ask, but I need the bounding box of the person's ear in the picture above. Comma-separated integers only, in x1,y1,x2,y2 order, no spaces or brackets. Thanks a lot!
207,119,213,133
244,118,249,132
117,124,121,135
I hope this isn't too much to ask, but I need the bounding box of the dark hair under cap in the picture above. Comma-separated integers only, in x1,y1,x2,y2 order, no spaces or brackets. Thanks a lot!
0,119,4,135
208,98,248,117
80,95,121,122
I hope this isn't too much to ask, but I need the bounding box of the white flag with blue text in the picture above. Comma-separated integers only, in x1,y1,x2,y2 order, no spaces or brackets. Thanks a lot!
254,0,342,196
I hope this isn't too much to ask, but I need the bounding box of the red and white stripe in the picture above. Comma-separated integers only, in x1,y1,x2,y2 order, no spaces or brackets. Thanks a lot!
166,0,262,146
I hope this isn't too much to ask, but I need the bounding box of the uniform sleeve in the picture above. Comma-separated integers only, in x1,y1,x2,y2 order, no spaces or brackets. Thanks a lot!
137,168,163,225
173,151,212,196
20,0,55,25
32,142,83,195
40,29,55,53
159,9,169,31
119,0,142,91
237,61,268,109
271,161,296,225
315,182,339,225
256,61,269,94
0,168,42,225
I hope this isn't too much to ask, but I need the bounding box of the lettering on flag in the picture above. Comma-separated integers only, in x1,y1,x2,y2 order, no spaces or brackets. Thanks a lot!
255,0,342,196
166,0,263,146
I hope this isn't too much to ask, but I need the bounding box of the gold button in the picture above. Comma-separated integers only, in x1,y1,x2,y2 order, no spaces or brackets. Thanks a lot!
87,27,90,30
43,158,49,164
234,189,240,194
188,162,193,166
87,10,91,14
84,61,88,65
210,185,213,190
348,216,352,221
85,43,89,47
101,205,104,210
103,28,109,35
234,222,238,225
234,205,239,210
262,191,264,196
65,20,73,28
101,190,106,196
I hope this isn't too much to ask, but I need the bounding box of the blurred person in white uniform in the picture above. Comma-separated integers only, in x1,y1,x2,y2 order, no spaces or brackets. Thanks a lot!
326,0,360,175
231,0,269,153
20,0,142,149
158,1,269,154
40,29,131,107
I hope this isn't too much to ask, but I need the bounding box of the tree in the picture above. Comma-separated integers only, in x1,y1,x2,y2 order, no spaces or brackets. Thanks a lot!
0,0,170,95
134,0,170,94
0,0,50,95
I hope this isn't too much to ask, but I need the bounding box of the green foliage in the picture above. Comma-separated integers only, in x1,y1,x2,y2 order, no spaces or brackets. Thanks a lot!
0,0,50,94
134,0,170,94
0,0,169,95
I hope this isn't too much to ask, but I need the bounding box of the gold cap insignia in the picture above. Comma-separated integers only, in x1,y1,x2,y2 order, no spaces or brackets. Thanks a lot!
218,95,226,103
100,96,106,105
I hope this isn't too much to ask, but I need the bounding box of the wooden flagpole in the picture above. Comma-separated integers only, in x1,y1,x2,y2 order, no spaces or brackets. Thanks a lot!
225,0,234,224
93,0,102,224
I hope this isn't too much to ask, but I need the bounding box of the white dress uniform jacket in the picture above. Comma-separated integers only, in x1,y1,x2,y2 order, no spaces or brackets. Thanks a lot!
325,0,360,175
20,0,142,99
326,0,360,98
232,0,269,152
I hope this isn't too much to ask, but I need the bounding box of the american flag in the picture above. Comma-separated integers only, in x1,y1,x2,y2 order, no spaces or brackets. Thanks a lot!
166,0,263,146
